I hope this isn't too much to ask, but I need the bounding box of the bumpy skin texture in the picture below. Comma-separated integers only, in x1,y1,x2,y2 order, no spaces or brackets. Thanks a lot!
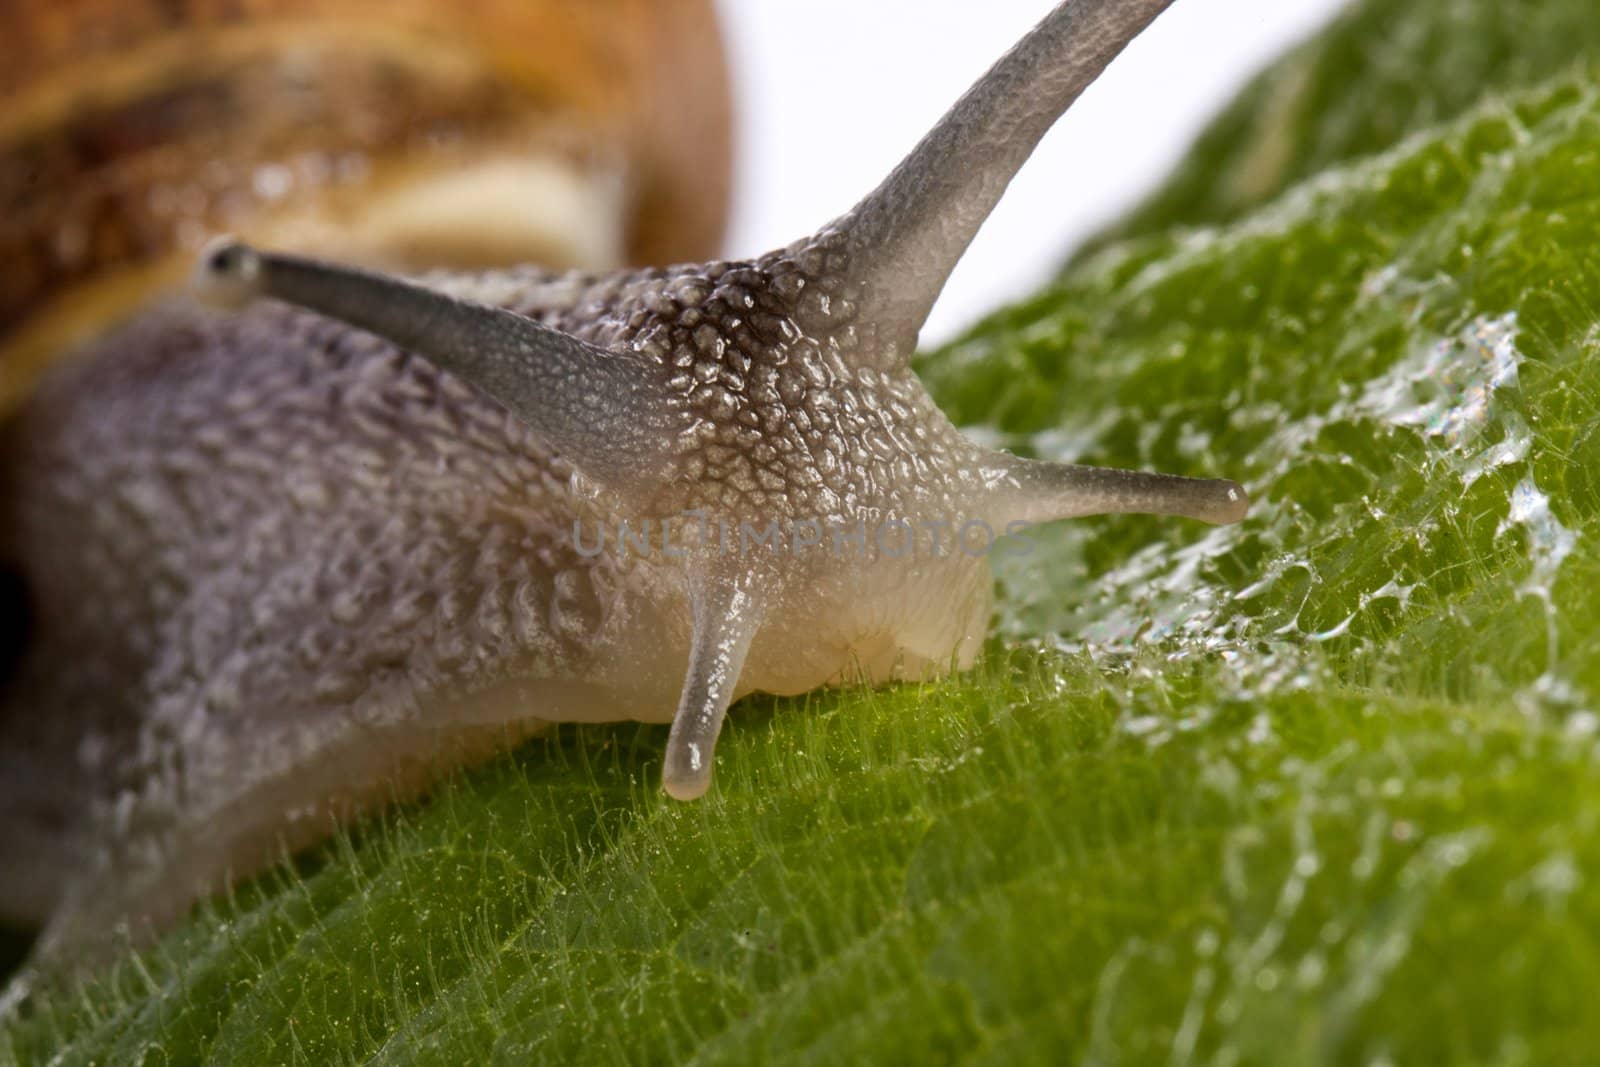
0,0,1242,968
0,300,618,927
0,244,998,938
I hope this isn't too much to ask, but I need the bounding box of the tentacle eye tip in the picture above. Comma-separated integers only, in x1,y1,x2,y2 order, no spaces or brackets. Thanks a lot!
193,235,263,308
1212,480,1251,525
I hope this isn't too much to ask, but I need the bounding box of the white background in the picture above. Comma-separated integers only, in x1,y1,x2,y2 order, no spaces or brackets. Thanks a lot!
717,0,1352,344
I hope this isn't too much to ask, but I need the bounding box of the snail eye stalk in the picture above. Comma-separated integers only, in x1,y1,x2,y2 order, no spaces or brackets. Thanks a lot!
195,239,679,491
823,0,1179,355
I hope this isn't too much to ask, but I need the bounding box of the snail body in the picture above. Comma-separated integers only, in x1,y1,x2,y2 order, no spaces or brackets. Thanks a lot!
0,0,1244,980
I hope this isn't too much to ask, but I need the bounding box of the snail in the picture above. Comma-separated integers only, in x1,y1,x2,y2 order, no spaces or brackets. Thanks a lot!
0,0,1244,986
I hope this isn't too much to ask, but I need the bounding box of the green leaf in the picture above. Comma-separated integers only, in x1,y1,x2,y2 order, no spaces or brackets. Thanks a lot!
10,1,1600,1062
1100,0,1600,243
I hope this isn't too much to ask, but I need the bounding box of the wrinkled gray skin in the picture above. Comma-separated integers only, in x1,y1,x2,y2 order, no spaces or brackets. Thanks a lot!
0,0,1241,980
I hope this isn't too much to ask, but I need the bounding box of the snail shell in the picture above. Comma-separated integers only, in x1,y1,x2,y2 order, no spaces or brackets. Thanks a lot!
0,0,732,412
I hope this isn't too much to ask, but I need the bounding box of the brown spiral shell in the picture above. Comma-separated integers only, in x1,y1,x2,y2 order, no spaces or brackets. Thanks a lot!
0,0,734,411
